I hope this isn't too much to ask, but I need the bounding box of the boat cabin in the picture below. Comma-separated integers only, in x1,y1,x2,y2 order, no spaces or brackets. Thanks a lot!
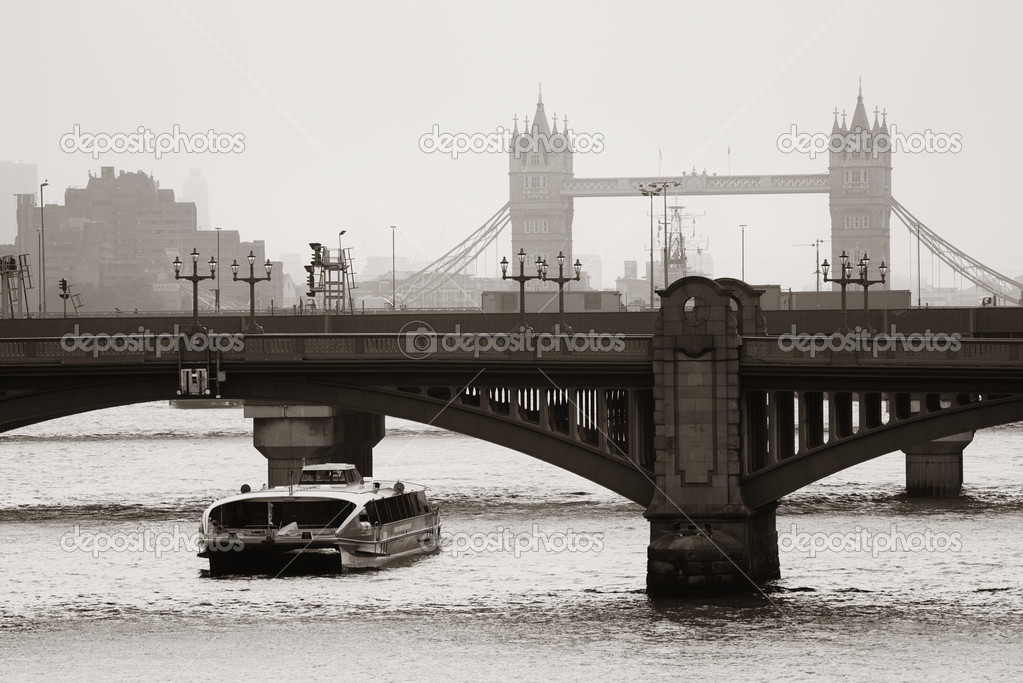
298,463,363,487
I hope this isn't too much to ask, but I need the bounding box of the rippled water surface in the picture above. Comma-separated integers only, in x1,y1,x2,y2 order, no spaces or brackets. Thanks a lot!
1,403,1021,680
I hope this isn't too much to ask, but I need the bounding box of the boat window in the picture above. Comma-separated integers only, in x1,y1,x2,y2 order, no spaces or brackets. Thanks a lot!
210,500,271,528
299,468,361,485
364,491,429,525
211,499,355,529
273,500,356,528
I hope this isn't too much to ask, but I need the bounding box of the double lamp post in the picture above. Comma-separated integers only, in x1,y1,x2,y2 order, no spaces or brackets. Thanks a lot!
821,250,887,330
174,248,271,332
500,248,581,329
231,250,273,332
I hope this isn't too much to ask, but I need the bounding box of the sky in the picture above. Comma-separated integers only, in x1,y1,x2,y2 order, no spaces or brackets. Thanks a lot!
3,0,1020,290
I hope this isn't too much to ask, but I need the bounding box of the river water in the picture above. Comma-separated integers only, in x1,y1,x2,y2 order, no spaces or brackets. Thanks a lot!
1,402,1021,680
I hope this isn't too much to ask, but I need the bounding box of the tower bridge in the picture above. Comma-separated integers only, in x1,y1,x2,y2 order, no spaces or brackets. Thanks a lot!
3,281,1023,595
399,85,1022,309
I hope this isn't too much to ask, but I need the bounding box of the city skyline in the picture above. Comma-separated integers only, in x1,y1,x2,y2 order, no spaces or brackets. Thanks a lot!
1,1,1018,297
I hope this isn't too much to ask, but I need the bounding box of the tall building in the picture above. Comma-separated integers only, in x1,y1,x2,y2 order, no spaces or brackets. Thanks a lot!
575,253,602,290
14,168,277,312
17,167,198,309
828,84,892,289
508,90,575,271
181,168,210,230
0,162,38,245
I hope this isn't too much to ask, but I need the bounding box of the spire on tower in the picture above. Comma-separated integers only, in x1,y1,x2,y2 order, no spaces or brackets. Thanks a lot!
531,86,550,136
849,81,870,133
831,107,842,135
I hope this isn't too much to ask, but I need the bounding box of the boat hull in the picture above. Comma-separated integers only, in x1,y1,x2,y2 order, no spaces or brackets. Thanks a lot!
199,515,442,575
204,545,343,576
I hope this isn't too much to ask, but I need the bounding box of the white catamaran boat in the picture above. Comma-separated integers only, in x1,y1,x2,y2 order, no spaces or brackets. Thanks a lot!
198,463,441,575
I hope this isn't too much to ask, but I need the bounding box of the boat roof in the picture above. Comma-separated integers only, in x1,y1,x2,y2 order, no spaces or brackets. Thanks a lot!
201,478,427,516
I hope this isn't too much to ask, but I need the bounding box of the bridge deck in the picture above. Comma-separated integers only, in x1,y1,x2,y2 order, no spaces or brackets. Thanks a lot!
560,174,831,197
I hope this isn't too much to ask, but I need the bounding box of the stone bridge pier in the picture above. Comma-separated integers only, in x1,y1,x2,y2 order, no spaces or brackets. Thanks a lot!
244,404,385,487
904,431,974,497
646,277,779,596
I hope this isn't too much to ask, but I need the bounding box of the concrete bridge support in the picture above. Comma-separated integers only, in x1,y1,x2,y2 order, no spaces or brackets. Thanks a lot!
646,277,779,596
903,431,973,498
244,404,385,487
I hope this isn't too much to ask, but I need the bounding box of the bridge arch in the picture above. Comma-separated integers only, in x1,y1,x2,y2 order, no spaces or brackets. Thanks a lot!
0,375,655,506
741,394,1023,508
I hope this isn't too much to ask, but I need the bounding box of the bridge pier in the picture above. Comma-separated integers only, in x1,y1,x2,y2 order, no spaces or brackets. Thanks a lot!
647,277,779,596
244,404,385,487
903,431,973,498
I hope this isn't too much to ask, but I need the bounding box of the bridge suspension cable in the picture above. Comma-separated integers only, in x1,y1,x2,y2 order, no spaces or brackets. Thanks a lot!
395,202,510,308
890,197,1022,306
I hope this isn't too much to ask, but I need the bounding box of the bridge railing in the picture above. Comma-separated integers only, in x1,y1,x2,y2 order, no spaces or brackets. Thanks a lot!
0,333,655,365
0,311,661,338
741,336,1023,365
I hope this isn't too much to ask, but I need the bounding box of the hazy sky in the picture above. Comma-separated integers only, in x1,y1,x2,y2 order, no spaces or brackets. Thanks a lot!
4,1,1020,290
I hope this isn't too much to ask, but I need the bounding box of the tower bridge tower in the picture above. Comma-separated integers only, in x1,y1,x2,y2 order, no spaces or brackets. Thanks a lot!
508,89,575,271
828,83,892,289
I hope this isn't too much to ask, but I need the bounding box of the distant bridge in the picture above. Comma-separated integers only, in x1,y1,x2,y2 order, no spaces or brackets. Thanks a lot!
398,88,1022,310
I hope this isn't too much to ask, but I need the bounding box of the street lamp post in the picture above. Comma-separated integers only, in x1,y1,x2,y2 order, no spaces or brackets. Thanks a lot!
500,248,544,328
173,248,217,329
740,224,747,281
643,181,679,290
39,180,48,314
214,227,222,311
231,250,272,333
542,251,582,331
822,250,887,331
856,253,887,317
35,230,40,315
638,186,661,307
391,225,397,310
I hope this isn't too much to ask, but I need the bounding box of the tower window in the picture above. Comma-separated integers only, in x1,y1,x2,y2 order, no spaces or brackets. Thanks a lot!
843,215,868,228
526,176,547,189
